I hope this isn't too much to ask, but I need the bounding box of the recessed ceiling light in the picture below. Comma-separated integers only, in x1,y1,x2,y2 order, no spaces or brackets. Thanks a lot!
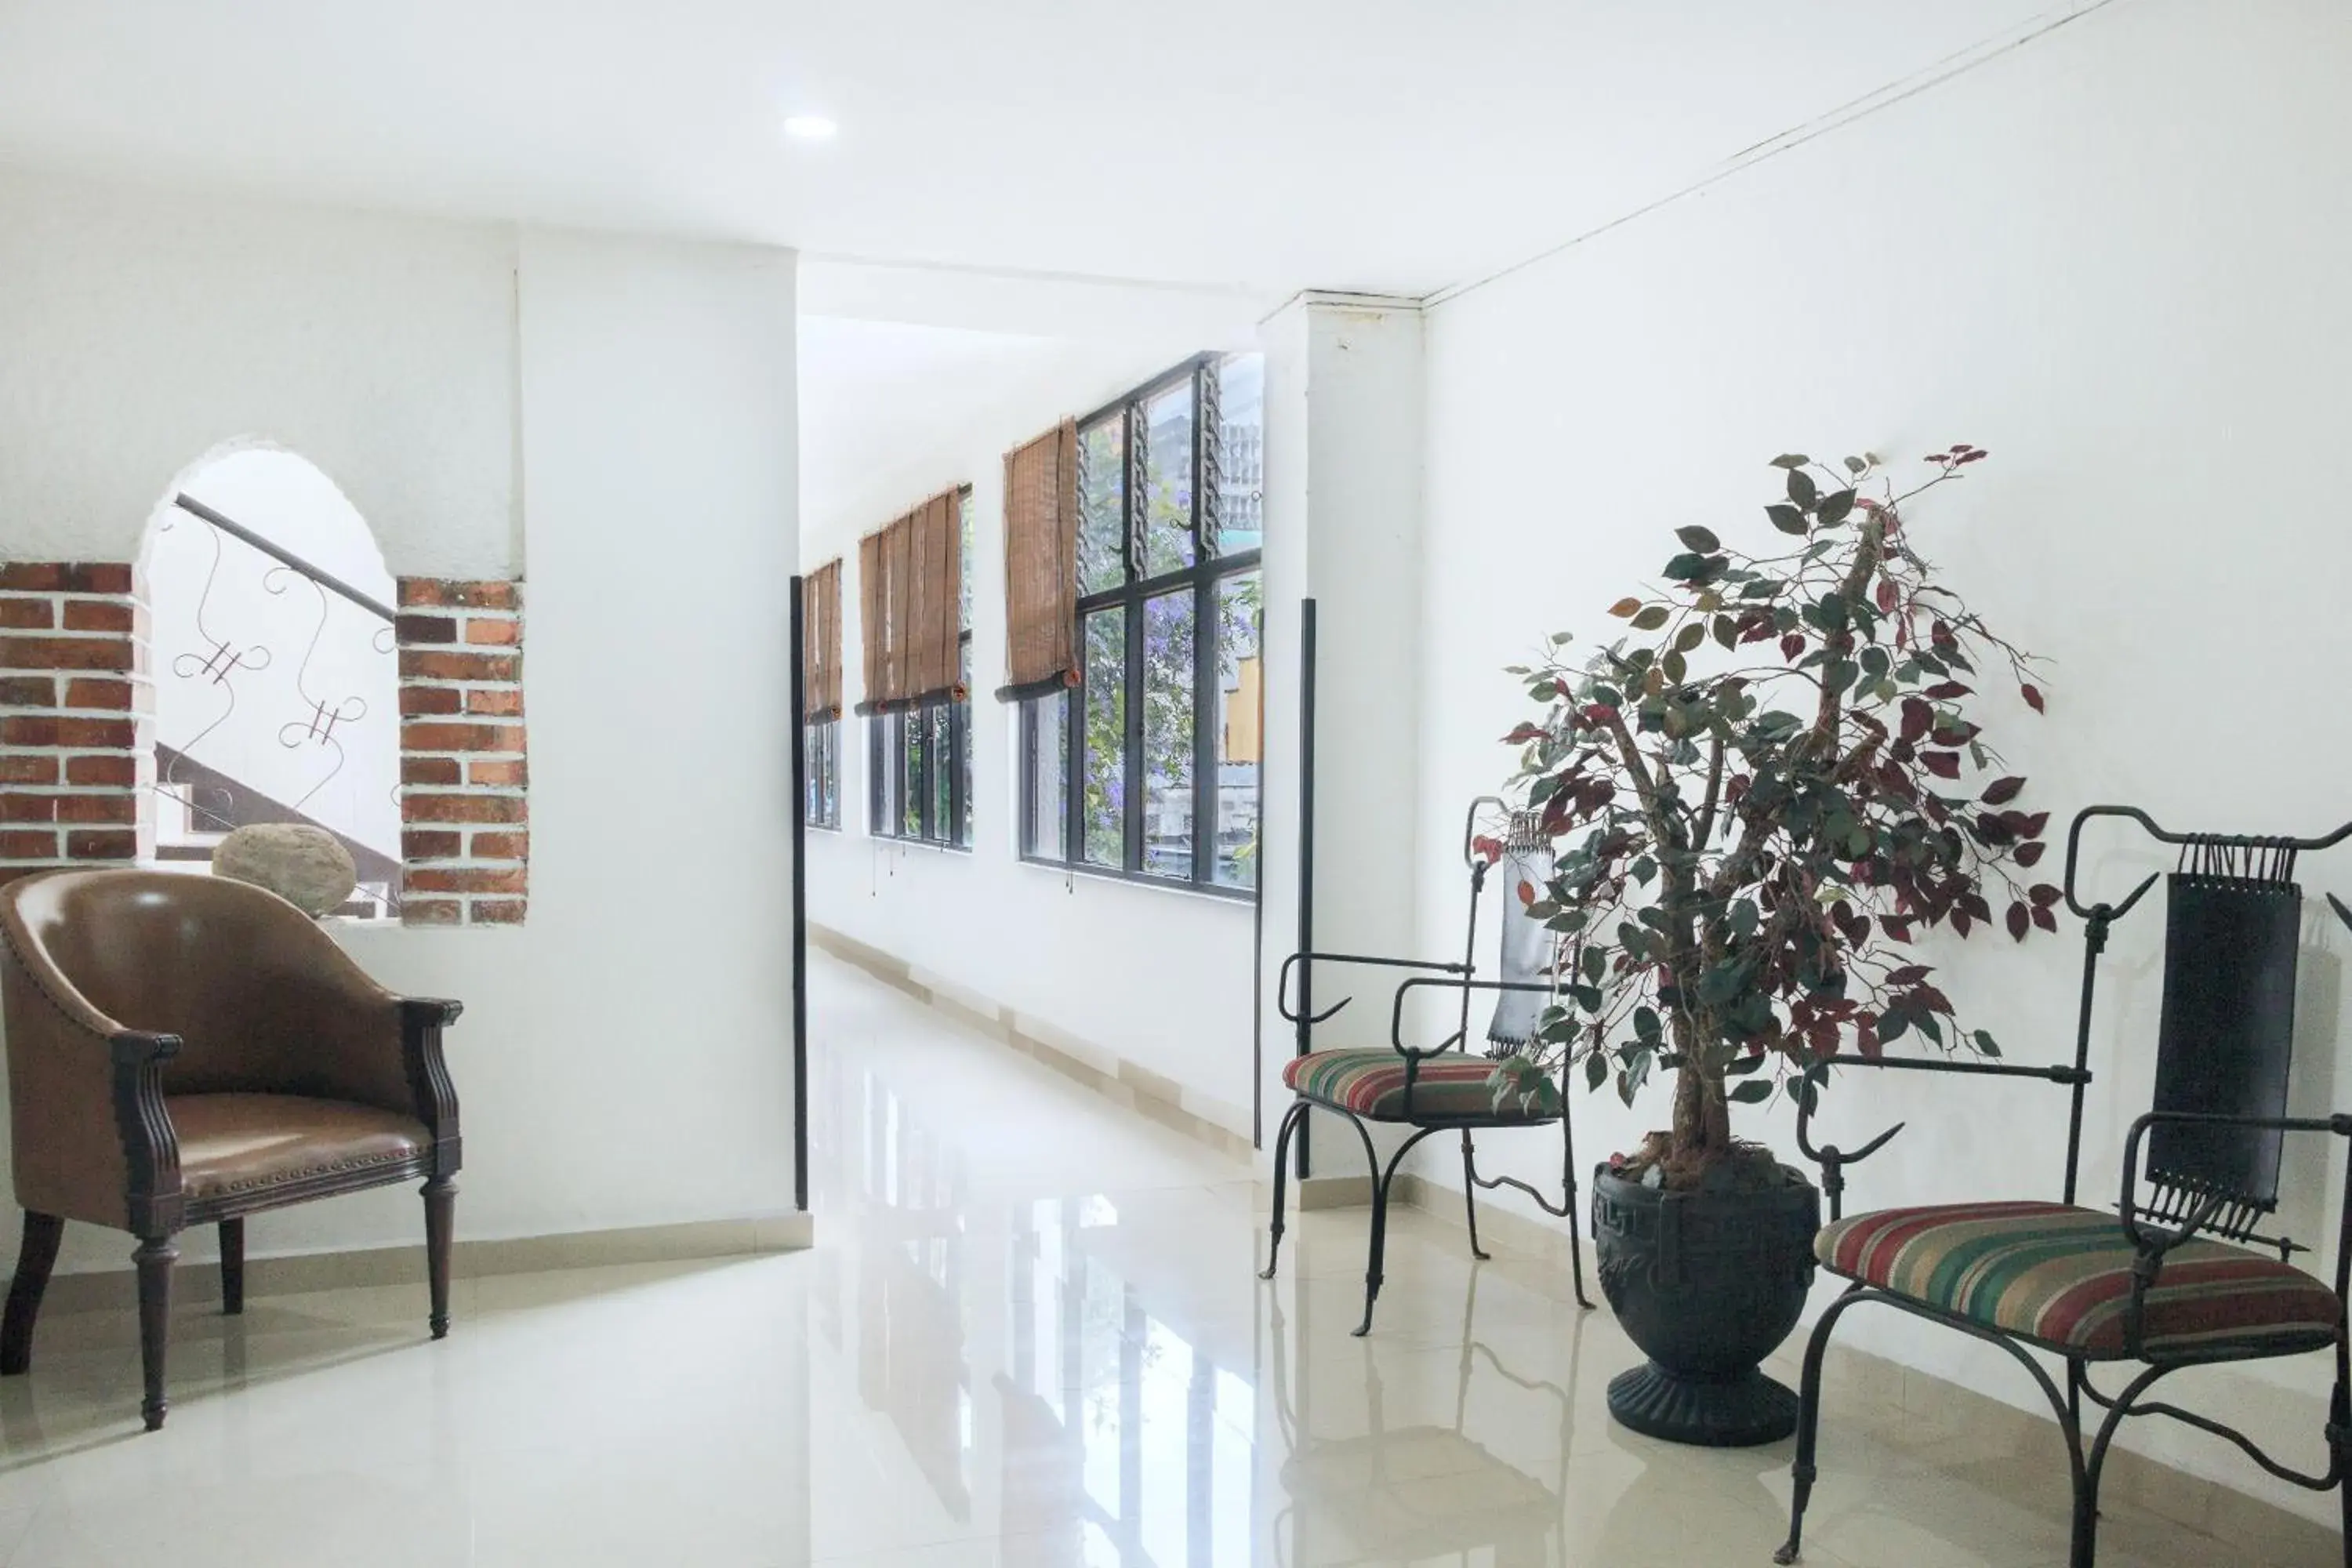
783,115,838,142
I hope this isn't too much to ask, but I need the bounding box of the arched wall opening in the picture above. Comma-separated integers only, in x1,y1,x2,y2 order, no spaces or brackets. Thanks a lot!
140,443,403,916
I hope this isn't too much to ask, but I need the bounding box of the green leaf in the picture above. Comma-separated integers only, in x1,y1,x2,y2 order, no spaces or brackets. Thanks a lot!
1815,488,1857,527
1973,1028,2002,1059
1844,456,1867,476
1609,597,1643,619
1729,1080,1775,1105
1766,504,1809,536
1673,621,1706,654
1770,453,1810,470
1788,468,1819,510
1586,1052,1609,1091
1633,1007,1662,1040
1581,946,1606,984
1661,649,1687,684
1662,552,1710,581
1630,605,1671,631
1675,524,1722,553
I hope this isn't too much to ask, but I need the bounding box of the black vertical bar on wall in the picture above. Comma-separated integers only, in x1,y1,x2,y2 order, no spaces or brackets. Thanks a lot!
1294,597,1318,1181
789,575,811,1214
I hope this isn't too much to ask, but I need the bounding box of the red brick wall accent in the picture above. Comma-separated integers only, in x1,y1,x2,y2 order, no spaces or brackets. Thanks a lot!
396,579,527,926
0,563,154,891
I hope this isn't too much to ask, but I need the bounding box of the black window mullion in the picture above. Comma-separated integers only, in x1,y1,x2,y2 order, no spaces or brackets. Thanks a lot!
1122,535,1145,871
948,699,967,848
1063,686,1081,862
1018,701,1036,856
1192,569,1216,884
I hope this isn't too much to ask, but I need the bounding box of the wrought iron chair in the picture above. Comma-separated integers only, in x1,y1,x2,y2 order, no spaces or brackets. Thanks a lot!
1776,807,2352,1568
1260,799,1595,1335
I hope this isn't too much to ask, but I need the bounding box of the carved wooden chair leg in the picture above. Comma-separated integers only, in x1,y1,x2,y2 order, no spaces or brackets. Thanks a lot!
134,1233,177,1432
423,1177,456,1339
0,1212,63,1377
219,1218,245,1316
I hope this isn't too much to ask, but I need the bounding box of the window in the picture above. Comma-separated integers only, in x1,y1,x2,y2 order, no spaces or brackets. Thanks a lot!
804,720,840,829
869,490,974,849
1021,354,1263,893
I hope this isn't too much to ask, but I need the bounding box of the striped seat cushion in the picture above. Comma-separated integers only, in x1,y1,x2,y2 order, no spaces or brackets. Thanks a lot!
1818,1200,2342,1360
1282,1048,1541,1122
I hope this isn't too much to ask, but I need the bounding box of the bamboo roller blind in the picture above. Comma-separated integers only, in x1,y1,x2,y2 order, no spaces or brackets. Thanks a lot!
800,560,842,720
856,491,962,713
999,419,1079,695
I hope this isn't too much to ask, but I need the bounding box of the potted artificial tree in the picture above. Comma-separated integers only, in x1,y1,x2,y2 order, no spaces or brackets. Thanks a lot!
1490,447,2057,1446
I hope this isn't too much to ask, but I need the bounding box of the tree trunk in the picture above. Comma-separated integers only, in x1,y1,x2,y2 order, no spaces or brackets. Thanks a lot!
1671,1061,1732,1163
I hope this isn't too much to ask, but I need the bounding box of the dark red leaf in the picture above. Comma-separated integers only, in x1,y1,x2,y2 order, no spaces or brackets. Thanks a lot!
1951,909,1973,936
1780,633,1806,662
2014,840,2047,866
1517,879,1537,908
1900,697,1933,744
1875,579,1899,614
1924,681,1973,700
1980,776,2026,805
2031,883,2063,906
2032,906,2059,932
2021,683,2045,713
2006,902,2031,941
2019,812,2050,837
1958,450,1988,463
1949,444,1971,455
1922,750,1961,779
1888,964,1931,985
1502,723,1545,744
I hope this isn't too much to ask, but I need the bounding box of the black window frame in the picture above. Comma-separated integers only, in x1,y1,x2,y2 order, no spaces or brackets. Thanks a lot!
804,717,841,831
1018,351,1262,900
868,489,975,852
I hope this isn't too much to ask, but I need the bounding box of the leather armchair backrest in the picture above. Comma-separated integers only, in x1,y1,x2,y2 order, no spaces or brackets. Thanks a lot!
0,869,390,1098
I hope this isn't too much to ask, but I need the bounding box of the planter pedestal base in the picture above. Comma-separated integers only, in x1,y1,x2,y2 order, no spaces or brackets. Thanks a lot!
1606,1360,1798,1448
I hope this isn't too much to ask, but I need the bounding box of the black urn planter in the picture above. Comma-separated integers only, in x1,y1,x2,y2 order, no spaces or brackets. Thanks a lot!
1590,1163,1820,1447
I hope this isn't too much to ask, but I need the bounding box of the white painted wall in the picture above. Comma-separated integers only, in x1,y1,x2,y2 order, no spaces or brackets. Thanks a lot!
1407,0,2352,1519
0,169,802,1271
800,319,1261,1133
0,163,517,578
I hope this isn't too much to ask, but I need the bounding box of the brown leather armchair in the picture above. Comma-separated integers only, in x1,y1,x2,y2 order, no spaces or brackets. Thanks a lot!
0,869,461,1430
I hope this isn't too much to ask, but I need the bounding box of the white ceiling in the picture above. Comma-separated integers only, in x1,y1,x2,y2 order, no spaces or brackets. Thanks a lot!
797,317,1205,546
0,1,2082,302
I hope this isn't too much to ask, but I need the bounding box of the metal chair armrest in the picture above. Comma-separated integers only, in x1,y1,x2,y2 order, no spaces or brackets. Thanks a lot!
1796,1054,2092,1221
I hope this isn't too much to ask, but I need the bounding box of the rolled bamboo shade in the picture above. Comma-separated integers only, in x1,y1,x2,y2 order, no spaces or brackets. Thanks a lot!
801,559,843,720
1000,419,1079,697
856,490,964,713
905,491,961,701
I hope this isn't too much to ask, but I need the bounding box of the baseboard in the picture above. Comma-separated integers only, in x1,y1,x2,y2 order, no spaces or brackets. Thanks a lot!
34,1211,815,1316
811,923,1254,1163
1395,1177,2340,1561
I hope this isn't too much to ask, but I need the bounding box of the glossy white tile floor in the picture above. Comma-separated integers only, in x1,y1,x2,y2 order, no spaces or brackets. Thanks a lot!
0,953,2332,1566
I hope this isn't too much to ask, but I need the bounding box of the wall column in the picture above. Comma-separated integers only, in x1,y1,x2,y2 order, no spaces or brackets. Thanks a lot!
1255,294,1428,1166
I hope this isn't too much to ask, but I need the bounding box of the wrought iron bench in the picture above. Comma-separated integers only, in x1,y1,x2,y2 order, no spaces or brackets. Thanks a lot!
1259,800,1595,1335
1776,806,2352,1568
